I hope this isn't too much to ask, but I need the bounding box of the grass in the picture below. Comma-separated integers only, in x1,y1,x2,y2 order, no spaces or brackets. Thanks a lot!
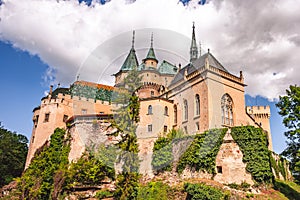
273,179,300,200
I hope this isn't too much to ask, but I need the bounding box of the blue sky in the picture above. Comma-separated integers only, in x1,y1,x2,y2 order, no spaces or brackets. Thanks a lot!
0,0,298,154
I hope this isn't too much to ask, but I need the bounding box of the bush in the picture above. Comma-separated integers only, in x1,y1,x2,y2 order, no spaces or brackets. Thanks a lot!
137,181,170,200
95,189,113,199
184,182,226,200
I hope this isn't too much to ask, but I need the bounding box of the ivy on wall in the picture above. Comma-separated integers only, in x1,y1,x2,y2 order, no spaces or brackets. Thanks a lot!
231,126,273,184
152,129,186,173
270,153,288,180
16,128,70,199
176,128,227,174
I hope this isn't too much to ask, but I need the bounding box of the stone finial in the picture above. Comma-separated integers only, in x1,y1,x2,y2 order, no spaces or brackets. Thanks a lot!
178,63,182,71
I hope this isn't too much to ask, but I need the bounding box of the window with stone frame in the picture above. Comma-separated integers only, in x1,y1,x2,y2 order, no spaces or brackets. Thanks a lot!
174,105,177,124
183,99,188,121
221,94,234,126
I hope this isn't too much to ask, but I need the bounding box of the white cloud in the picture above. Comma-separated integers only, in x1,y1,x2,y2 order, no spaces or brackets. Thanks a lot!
0,0,299,100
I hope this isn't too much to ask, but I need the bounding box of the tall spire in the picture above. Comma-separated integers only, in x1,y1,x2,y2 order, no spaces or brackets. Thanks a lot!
132,30,135,49
144,32,158,63
120,30,139,71
190,22,198,62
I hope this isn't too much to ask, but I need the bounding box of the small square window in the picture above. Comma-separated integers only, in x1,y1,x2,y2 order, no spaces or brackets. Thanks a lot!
148,124,152,132
81,109,87,115
217,166,222,174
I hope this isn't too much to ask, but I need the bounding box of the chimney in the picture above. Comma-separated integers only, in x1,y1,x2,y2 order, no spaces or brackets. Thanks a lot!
178,63,181,71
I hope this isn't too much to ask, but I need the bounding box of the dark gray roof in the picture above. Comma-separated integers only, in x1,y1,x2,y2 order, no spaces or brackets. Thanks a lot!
169,52,229,86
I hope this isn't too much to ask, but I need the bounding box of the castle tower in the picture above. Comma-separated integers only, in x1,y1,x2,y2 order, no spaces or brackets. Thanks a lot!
190,22,198,62
114,31,139,86
246,106,272,150
142,33,158,69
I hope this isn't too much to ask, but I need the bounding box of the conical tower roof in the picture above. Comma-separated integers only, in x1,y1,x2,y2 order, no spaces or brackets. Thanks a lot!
121,31,139,70
143,33,158,63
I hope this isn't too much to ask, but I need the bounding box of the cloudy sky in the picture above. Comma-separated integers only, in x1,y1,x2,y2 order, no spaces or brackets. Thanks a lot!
0,0,299,153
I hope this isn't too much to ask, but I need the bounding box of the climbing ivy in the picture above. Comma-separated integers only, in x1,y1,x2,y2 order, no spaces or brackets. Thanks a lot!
177,128,227,174
231,126,273,184
16,128,70,199
151,129,184,173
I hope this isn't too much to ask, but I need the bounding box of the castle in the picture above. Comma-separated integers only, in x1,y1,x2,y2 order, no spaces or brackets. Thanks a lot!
26,24,273,184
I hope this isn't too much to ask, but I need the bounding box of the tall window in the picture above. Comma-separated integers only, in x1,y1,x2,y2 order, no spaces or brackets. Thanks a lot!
164,106,168,116
44,113,50,123
174,105,177,124
148,124,152,132
195,94,200,116
221,94,233,126
148,105,153,115
184,99,188,121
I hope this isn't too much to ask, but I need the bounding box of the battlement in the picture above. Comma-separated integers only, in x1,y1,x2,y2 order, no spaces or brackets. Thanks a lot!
40,92,112,107
246,106,271,118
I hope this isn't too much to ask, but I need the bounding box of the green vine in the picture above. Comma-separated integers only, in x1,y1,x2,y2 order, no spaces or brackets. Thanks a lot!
231,126,273,184
16,128,70,199
177,128,227,174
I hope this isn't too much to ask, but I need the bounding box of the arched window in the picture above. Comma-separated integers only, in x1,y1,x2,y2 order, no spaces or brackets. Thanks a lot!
164,106,168,116
184,99,188,121
221,94,233,126
195,94,200,116
174,105,177,124
148,105,153,115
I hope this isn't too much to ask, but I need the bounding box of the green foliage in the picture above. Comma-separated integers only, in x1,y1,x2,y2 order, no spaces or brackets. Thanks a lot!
112,67,142,199
231,126,273,184
137,181,170,200
16,128,70,199
0,125,28,187
270,153,288,180
65,152,115,188
177,128,227,174
274,179,300,199
227,181,250,191
184,182,226,200
95,189,113,199
151,129,181,172
70,84,112,102
114,172,140,200
276,85,300,183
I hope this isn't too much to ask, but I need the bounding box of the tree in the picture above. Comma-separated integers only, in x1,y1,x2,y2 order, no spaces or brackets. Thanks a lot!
276,85,300,183
112,67,142,199
0,125,28,187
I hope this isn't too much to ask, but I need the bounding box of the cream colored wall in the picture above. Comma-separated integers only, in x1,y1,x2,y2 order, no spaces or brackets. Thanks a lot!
137,99,174,139
25,96,73,168
168,76,209,134
26,93,113,168
246,106,272,150
144,59,157,68
206,71,252,129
